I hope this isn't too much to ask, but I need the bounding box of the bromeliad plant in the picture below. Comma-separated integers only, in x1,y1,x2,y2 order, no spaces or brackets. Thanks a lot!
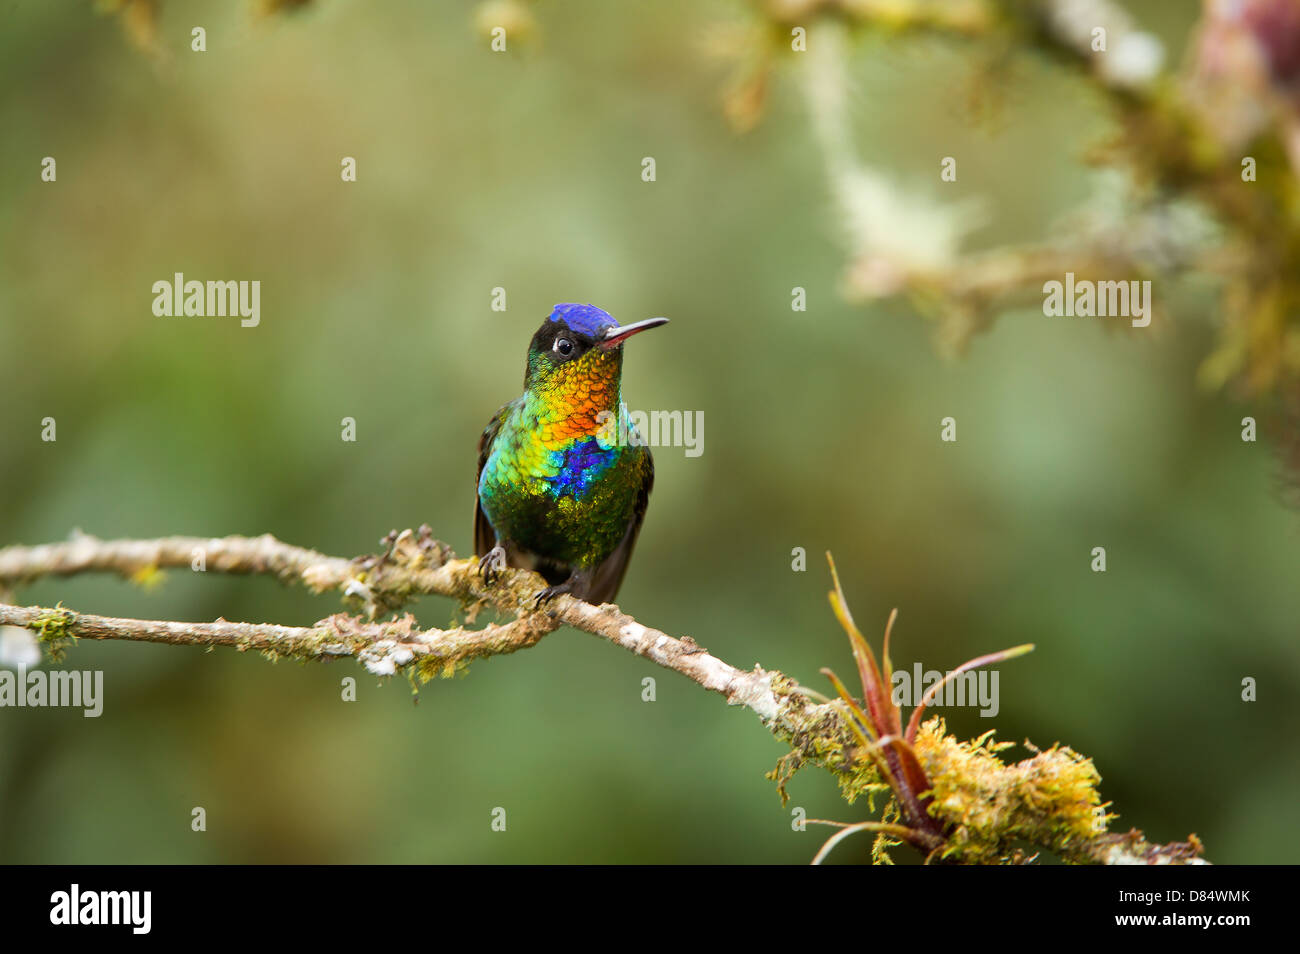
809,556,1034,864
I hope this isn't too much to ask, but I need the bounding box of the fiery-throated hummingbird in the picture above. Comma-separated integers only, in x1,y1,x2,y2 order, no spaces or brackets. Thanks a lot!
475,303,667,604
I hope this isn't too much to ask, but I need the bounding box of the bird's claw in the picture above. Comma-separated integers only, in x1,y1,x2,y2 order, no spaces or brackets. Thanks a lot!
478,545,507,585
533,583,570,610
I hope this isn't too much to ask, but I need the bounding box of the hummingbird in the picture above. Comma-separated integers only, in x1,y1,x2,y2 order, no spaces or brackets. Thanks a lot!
474,303,668,605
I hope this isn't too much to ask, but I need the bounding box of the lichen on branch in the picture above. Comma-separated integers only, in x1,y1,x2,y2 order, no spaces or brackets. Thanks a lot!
0,529,1205,865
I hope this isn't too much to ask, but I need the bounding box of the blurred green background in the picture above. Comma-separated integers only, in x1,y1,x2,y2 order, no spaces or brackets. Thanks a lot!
1,0,1297,864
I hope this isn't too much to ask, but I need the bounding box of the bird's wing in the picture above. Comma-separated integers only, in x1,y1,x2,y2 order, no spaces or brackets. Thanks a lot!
586,446,654,604
473,403,511,557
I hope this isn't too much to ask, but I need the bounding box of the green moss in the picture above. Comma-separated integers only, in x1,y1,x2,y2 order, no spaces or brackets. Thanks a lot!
32,604,77,662
766,675,889,809
771,689,1112,864
872,800,904,865
914,717,1109,864
411,654,471,687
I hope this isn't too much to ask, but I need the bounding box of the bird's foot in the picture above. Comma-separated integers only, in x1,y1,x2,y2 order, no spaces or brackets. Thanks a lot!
532,581,573,610
478,545,507,585
532,569,592,609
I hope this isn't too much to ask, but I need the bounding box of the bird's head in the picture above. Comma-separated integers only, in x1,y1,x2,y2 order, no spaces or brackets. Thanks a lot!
523,304,667,399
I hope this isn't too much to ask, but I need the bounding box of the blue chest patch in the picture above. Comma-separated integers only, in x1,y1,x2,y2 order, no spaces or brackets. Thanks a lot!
548,436,618,499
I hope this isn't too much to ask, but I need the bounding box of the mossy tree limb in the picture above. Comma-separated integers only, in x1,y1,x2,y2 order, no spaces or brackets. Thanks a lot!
0,529,1206,865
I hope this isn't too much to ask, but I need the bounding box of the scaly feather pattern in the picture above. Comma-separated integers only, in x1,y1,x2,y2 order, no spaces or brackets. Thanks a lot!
474,304,664,603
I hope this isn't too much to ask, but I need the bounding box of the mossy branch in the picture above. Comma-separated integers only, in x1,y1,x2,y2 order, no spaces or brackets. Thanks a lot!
0,529,1205,865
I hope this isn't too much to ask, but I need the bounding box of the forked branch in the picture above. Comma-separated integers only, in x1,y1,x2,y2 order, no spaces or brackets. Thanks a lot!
0,529,1206,865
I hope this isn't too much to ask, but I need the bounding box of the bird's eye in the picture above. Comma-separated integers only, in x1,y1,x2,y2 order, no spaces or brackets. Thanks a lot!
554,337,574,356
